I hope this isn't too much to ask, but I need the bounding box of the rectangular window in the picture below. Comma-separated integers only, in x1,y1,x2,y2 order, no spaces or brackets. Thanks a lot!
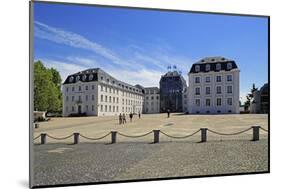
66,96,69,101
101,86,103,91
227,86,233,94
146,96,149,100
109,105,111,112
195,87,200,95
100,105,103,111
216,76,222,82
78,96,81,101
105,96,107,102
72,106,74,112
92,105,94,111
86,105,88,111
66,87,69,92
109,96,112,103
105,87,107,92
117,97,119,103
86,95,88,101
85,86,88,90
116,106,119,112
92,95,94,101
205,76,211,83
217,98,222,106
105,105,107,112
100,95,103,102
92,85,94,90
206,87,211,95
195,99,200,106
227,75,232,81
216,86,222,94
227,98,233,105
195,77,200,83
206,99,211,106
72,96,74,101
113,97,115,103
151,96,154,100
156,96,159,100
79,86,81,91
72,87,75,91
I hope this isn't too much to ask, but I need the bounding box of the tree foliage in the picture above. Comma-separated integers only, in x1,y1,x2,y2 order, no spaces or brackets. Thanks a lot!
244,83,258,111
34,61,62,112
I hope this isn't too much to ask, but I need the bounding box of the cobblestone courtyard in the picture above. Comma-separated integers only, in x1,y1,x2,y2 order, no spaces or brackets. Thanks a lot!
32,114,269,187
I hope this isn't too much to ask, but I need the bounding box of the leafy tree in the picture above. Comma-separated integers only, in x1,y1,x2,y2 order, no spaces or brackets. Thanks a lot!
34,61,62,113
244,83,258,111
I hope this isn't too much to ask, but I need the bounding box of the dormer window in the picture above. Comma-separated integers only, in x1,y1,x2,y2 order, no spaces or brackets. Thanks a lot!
69,76,74,82
195,65,200,72
107,78,110,83
205,64,210,71
89,74,93,81
227,62,232,70
216,63,221,71
75,75,80,82
82,74,87,81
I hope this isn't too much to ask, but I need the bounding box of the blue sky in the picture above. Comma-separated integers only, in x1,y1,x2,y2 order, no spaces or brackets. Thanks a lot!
34,2,268,103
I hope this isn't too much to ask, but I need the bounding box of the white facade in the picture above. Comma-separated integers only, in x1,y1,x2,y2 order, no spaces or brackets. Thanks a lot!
182,87,189,113
188,57,240,114
143,87,160,114
62,69,144,117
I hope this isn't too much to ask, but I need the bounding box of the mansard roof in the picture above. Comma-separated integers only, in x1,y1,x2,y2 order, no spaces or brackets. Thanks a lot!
63,68,143,94
189,56,238,74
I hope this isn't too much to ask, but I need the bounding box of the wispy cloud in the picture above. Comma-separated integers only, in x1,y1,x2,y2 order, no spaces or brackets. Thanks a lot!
35,21,193,87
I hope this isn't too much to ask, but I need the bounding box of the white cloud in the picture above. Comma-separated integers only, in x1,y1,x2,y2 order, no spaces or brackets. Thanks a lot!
35,21,194,87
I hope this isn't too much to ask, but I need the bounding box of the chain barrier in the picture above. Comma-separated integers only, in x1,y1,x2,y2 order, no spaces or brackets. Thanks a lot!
260,127,269,132
208,127,252,136
117,131,153,138
33,135,41,140
46,134,74,140
160,129,200,139
79,132,111,140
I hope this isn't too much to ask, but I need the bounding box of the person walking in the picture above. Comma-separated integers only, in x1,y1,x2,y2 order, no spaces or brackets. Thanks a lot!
129,112,133,122
167,109,170,118
138,112,141,119
122,113,126,124
119,113,122,124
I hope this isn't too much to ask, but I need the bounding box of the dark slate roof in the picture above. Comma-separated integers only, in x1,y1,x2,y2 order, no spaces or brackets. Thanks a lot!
63,68,143,94
189,56,238,73
260,83,268,95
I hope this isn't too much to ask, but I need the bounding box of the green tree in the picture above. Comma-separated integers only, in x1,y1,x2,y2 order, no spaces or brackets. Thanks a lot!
34,61,62,113
244,83,258,111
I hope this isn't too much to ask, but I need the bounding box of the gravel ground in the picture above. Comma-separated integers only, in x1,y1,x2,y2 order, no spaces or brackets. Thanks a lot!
32,139,268,187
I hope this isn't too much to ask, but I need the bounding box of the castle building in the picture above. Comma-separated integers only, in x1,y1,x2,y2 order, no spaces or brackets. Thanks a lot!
159,71,187,113
62,56,241,116
250,83,269,113
143,87,160,113
188,57,240,114
62,68,144,117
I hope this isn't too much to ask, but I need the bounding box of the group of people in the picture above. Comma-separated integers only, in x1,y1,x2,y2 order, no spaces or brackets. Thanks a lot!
119,112,141,124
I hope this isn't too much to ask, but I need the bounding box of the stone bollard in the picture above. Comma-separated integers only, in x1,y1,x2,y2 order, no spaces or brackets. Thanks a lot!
73,133,80,144
200,128,208,143
111,131,117,144
252,126,260,141
40,133,47,144
153,130,160,143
